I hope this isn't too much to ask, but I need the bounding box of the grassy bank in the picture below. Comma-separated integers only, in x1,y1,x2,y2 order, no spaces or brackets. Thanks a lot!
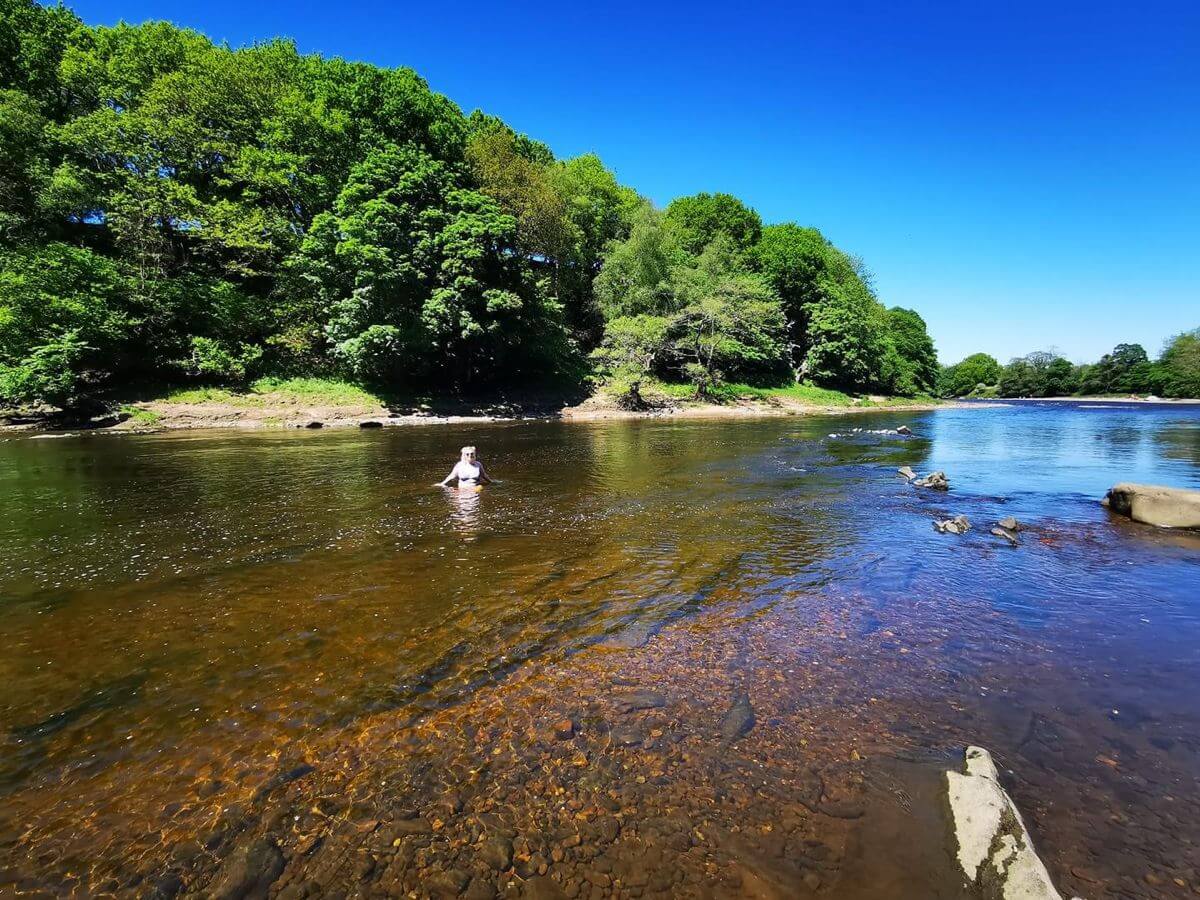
151,377,392,408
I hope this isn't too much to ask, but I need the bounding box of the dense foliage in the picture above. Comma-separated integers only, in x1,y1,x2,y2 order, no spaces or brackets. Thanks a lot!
2,0,939,410
939,332,1200,399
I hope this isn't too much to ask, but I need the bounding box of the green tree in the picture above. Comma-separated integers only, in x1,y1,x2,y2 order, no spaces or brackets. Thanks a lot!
590,314,670,408
664,192,761,256
937,353,1001,397
666,238,787,392
0,88,50,239
751,223,889,390
593,205,686,319
293,142,568,386
0,242,132,407
884,307,938,395
465,126,570,260
1158,328,1200,399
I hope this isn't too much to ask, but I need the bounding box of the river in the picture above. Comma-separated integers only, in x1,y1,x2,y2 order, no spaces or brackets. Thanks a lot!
1,401,1198,897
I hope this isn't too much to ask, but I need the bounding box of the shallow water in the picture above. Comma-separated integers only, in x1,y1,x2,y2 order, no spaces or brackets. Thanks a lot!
1,402,1198,897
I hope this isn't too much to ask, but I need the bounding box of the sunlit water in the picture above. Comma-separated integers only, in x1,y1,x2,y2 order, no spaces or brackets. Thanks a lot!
1,402,1198,897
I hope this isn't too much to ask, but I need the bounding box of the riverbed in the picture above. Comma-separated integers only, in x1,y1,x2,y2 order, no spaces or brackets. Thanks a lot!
1,402,1198,897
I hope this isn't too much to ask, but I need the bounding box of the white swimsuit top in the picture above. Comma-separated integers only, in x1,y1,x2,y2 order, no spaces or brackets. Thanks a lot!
453,460,483,485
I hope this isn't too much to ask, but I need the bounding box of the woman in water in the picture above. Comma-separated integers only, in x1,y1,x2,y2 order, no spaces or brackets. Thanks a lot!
438,445,492,489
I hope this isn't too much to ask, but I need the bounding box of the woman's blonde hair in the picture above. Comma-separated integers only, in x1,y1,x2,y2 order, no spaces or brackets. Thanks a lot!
461,445,477,457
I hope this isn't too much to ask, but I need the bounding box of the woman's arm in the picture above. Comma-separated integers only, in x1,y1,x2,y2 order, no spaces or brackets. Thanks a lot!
438,463,459,486
478,462,493,484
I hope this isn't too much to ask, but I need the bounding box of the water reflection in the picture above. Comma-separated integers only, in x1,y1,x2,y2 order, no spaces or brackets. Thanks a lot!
444,485,484,539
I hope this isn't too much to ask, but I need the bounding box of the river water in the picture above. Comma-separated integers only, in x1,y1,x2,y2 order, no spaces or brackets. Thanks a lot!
1,402,1198,898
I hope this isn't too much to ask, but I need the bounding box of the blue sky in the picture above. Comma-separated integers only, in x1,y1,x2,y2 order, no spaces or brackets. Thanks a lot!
64,0,1200,365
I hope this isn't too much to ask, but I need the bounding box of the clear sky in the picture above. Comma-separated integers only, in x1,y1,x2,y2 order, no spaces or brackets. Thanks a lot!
62,0,1200,365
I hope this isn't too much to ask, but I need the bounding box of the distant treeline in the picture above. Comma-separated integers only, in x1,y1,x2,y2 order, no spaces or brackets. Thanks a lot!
0,0,940,411
939,334,1200,399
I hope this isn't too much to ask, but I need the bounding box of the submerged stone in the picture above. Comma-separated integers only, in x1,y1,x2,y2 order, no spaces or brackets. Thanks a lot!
719,692,755,743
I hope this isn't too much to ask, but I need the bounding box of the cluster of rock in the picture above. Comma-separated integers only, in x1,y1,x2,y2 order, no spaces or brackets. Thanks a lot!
900,463,1027,543
990,517,1021,545
897,466,949,490
934,514,970,534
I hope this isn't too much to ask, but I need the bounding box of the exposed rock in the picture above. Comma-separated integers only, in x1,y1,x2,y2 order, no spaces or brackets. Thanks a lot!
945,746,1066,900
358,420,383,428
1103,482,1200,529
914,471,949,490
934,515,970,535
303,421,323,429
896,425,913,435
897,466,917,481
997,516,1021,531
991,526,1018,546
209,837,285,900
719,692,755,744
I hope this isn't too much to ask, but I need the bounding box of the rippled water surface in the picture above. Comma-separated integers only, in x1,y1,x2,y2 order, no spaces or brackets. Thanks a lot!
1,402,1198,897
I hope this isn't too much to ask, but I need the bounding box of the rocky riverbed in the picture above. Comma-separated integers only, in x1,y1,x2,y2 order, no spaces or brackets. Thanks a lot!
2,408,1198,898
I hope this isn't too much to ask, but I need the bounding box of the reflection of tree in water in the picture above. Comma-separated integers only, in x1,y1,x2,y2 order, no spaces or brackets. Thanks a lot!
1153,420,1200,467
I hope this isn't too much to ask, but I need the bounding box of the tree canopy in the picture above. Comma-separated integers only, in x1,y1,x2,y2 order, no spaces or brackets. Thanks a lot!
0,0,948,410
938,338,1200,400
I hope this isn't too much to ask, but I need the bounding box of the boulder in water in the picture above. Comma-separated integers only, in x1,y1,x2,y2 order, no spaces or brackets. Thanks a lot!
896,425,913,435
1103,483,1200,529
990,526,1018,546
997,516,1021,531
945,746,1066,899
914,471,949,490
934,515,970,535
897,466,917,481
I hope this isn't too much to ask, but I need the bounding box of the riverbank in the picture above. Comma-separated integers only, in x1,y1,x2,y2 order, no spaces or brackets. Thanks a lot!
1,378,956,432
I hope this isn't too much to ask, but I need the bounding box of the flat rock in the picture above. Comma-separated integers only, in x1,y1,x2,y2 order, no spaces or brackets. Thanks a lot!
898,466,917,481
997,516,1021,531
1103,482,1200,529
611,726,644,747
521,875,567,899
209,837,284,900
945,746,1066,899
991,526,1018,546
617,690,666,712
480,835,513,871
426,868,470,897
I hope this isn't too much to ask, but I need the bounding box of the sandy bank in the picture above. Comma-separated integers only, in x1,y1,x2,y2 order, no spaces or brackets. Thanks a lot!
3,393,968,433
